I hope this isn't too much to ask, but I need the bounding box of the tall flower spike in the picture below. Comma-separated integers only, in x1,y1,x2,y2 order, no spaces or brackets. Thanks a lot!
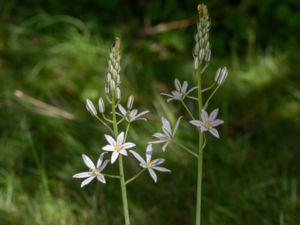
150,116,182,151
190,109,224,138
73,153,109,187
161,78,197,102
130,145,170,183
193,4,211,70
105,37,121,98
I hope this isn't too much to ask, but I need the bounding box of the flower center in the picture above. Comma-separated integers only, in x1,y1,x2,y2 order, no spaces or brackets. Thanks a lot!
146,161,153,167
114,144,122,151
91,168,100,175
204,121,212,128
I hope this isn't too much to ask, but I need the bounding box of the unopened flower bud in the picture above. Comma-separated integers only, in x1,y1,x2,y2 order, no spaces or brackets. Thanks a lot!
98,97,105,113
115,87,121,99
193,57,199,70
127,95,134,109
214,67,228,85
86,99,97,116
110,80,115,91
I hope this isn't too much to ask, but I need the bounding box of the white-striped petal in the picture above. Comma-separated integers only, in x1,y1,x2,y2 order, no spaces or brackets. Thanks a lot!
201,110,209,122
161,117,172,135
190,120,202,127
146,145,152,162
118,104,127,116
212,119,224,127
123,142,136,149
148,168,157,183
80,176,95,188
129,150,146,164
153,166,171,172
82,154,95,169
173,116,182,136
86,99,97,116
97,174,106,184
97,152,107,168
102,145,114,151
209,108,219,121
152,158,165,166
73,172,92,178
209,128,220,138
181,81,188,93
99,160,109,172
104,135,116,145
117,132,124,145
111,151,119,164
119,149,128,156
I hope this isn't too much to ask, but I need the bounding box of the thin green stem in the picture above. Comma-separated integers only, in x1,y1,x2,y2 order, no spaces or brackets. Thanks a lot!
125,169,146,185
111,95,131,225
102,113,113,123
103,174,121,179
95,115,114,134
173,141,198,158
124,123,130,141
186,96,199,101
196,66,204,225
203,85,220,109
180,100,195,120
201,83,215,93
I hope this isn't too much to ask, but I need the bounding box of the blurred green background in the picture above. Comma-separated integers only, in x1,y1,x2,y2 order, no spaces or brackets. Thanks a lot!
1,0,300,225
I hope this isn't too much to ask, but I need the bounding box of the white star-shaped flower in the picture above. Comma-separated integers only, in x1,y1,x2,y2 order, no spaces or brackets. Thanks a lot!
73,153,109,188
161,78,197,102
118,104,149,123
150,116,182,151
190,108,224,138
102,132,136,163
130,145,170,183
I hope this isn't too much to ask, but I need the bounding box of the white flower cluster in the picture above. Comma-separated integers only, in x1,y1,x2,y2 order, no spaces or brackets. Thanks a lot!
161,79,197,102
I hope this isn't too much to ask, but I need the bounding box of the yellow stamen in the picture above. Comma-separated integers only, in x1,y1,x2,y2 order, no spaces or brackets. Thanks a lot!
204,121,212,129
147,161,153,167
91,168,100,175
114,144,122,151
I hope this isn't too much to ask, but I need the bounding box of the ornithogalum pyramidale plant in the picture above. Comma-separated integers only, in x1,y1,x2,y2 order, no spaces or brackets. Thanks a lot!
151,4,228,225
73,38,170,225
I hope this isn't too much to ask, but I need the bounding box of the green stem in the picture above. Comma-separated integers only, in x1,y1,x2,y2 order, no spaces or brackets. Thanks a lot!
203,85,220,109
180,100,195,120
196,67,204,225
103,174,121,179
125,169,146,185
111,95,131,225
173,141,198,158
201,83,215,93
95,115,114,134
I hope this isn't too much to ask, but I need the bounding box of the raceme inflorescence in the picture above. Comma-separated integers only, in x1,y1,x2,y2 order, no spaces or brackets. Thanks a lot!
73,4,228,225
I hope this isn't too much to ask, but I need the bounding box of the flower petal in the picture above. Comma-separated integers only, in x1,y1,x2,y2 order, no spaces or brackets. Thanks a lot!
181,81,188,93
99,160,109,172
146,145,152,162
97,174,106,184
174,79,181,91
82,154,95,169
119,149,128,156
201,109,209,122
102,145,114,151
104,135,116,145
209,128,220,138
148,168,157,183
73,172,92,178
152,158,165,166
97,152,107,168
189,120,202,127
212,119,224,127
111,151,119,164
173,116,182,136
161,117,172,136
123,142,136,149
117,132,124,145
118,104,127,116
80,176,95,188
153,166,171,173
209,108,219,121
129,150,146,164
162,142,169,152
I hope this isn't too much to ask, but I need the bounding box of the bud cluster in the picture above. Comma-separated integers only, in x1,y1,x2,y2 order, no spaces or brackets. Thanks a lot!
193,4,211,70
105,37,121,100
